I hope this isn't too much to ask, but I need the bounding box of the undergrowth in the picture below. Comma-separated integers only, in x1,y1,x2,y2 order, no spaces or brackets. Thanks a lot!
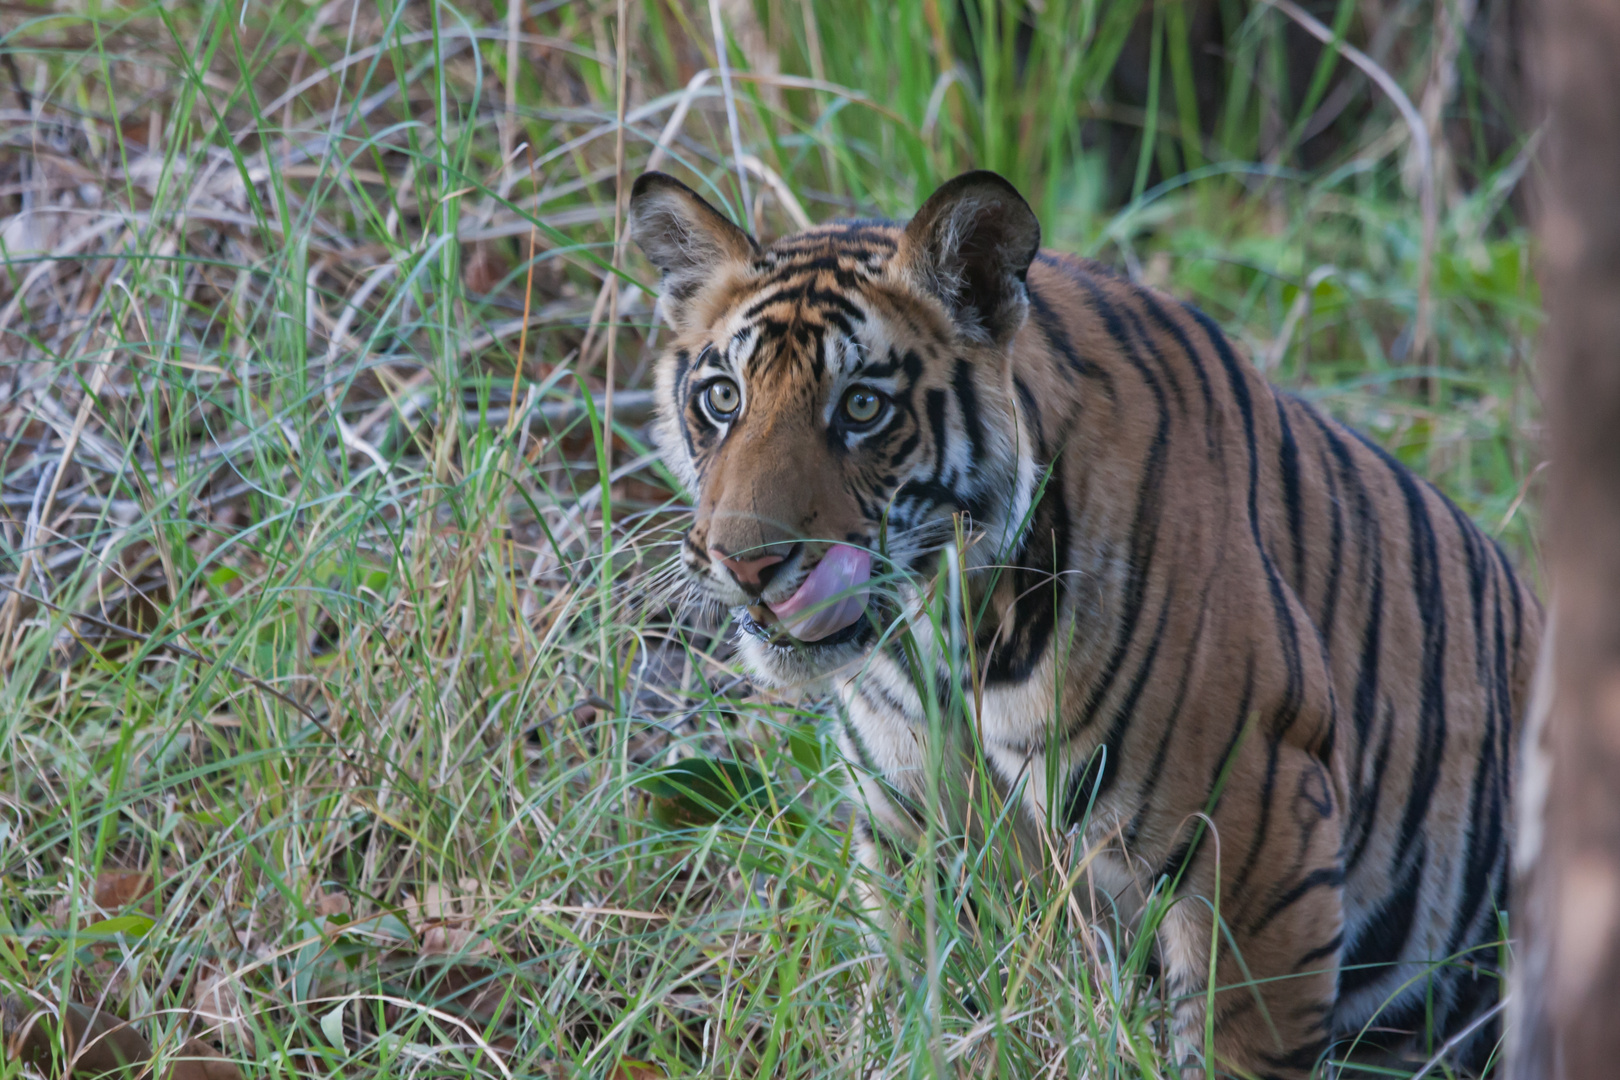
0,0,1539,1076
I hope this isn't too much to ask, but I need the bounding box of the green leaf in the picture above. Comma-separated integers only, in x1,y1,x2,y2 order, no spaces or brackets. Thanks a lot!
788,725,824,777
633,757,803,834
81,914,154,939
320,1002,346,1049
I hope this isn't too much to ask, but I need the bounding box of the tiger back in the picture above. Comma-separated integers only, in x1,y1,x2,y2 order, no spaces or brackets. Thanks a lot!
629,169,1542,1078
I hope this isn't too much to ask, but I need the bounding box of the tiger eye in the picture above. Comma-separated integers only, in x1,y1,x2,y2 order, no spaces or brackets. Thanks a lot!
705,378,741,418
842,386,884,424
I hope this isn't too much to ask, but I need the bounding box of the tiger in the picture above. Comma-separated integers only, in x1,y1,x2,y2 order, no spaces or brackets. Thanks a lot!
627,168,1541,1078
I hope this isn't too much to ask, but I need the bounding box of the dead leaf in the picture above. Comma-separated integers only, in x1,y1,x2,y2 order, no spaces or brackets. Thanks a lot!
311,891,350,918
94,870,153,911
609,1060,664,1080
168,1040,245,1080
405,880,491,955
418,925,492,956
433,963,515,1024
191,967,248,1049
463,241,511,295
4,1000,247,1080
9,1000,153,1077
403,883,463,926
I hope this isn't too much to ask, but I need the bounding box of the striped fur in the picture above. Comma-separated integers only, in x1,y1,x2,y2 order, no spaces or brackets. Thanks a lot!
630,171,1541,1078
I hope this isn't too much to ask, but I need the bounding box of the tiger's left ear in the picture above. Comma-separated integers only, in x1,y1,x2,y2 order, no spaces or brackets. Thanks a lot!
898,171,1041,345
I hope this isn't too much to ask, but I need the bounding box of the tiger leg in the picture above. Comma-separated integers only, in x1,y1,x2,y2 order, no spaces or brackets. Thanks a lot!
843,810,892,1071
838,738,925,1066
1158,744,1345,1080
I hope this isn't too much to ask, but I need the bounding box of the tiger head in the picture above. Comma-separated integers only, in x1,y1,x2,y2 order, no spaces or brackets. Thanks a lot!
630,171,1042,685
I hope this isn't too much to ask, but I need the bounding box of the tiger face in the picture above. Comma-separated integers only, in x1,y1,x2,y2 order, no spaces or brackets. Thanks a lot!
629,172,1043,685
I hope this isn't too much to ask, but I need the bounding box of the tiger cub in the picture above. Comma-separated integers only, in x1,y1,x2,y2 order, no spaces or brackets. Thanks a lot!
629,169,1540,1077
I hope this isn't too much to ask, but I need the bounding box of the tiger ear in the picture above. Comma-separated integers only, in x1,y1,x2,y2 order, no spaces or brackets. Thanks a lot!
629,172,758,324
899,171,1041,344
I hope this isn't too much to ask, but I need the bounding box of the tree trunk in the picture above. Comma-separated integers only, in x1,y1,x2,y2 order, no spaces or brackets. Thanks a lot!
1508,0,1620,1076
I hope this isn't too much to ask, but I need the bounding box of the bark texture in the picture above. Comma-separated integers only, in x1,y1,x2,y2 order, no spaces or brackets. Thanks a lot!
1508,0,1620,1075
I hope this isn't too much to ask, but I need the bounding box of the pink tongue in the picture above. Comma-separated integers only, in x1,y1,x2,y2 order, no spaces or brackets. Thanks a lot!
766,544,871,642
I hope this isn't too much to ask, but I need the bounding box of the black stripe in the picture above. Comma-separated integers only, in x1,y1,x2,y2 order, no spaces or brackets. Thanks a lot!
982,456,1070,684
753,258,876,293
673,347,700,459
925,389,948,481
1185,304,1308,749
1447,500,1491,693
1440,965,1502,1071
672,345,692,392
858,671,918,724
1310,408,1388,859
1230,735,1284,900
1011,375,1047,457
1352,431,1449,864
1345,701,1396,874
1339,851,1423,996
1261,1035,1332,1076
1445,733,1502,962
1157,656,1258,883
1489,545,1520,804
862,345,907,379
1123,576,1213,846
1072,277,1172,731
1314,439,1345,647
1276,396,1306,594
1446,534,1508,960
1503,537,1526,663
891,479,988,524
887,421,922,468
1252,865,1344,935
821,310,856,340
1134,287,1216,426
839,714,882,777
1088,581,1175,801
1116,301,1187,415
1298,931,1344,969
1063,746,1107,829
951,359,987,465
1026,268,1116,398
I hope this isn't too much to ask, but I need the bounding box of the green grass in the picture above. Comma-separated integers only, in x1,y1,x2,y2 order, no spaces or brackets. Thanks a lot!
0,0,1538,1077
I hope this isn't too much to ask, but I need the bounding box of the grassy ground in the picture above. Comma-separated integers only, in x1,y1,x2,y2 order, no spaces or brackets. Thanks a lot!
0,0,1541,1076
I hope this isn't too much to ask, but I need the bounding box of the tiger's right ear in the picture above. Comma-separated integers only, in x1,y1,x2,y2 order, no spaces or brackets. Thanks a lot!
629,172,758,321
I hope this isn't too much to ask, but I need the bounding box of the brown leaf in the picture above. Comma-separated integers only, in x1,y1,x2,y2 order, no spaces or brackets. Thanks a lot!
9,1000,153,1077
418,925,492,957
311,891,350,918
432,963,515,1025
94,871,153,911
191,968,248,1050
463,241,511,295
403,883,461,927
167,1040,245,1080
608,1061,664,1080
5,1001,248,1080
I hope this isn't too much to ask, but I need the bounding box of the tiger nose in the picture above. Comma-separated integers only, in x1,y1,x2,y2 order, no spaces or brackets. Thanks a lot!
709,544,796,593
